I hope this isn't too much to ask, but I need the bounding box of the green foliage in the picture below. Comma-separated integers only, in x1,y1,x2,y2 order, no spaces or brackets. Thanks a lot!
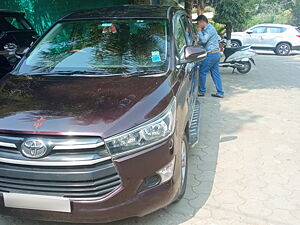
245,0,295,29
292,0,300,26
245,9,294,29
212,0,299,34
212,0,255,39
213,0,254,29
0,0,129,34
210,21,226,35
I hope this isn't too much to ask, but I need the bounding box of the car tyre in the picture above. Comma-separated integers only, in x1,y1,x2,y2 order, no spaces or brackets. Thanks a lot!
275,43,291,56
174,134,188,202
231,40,241,48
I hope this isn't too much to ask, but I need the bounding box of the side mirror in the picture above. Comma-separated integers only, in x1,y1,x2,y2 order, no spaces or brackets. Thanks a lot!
184,46,207,63
246,30,253,34
15,47,29,58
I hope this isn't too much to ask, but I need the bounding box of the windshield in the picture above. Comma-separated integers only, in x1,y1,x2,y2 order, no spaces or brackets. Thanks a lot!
16,19,169,76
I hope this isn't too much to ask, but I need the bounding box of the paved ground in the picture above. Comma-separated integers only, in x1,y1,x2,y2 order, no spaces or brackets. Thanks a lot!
1,51,300,225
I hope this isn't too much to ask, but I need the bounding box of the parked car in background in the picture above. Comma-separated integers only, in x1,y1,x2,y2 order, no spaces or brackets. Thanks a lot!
0,9,37,73
230,24,300,56
0,5,206,223
0,54,11,78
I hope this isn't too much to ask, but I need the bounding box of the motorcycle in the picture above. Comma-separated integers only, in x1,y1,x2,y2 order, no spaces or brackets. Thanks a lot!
219,40,256,74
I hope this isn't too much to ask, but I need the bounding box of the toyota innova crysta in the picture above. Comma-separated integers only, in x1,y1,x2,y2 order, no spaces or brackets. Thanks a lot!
0,5,206,223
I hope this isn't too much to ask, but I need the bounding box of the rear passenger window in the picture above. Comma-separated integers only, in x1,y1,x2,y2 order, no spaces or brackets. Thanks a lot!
267,27,285,33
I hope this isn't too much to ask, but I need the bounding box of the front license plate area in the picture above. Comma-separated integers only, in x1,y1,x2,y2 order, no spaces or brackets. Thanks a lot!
3,193,71,213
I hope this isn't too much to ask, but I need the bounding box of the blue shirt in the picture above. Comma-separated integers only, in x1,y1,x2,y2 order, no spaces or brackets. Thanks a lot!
198,24,220,53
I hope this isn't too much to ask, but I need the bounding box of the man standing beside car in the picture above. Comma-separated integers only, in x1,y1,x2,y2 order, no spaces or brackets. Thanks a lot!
196,15,224,98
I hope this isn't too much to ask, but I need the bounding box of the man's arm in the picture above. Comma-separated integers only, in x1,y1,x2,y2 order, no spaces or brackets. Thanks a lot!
198,26,213,44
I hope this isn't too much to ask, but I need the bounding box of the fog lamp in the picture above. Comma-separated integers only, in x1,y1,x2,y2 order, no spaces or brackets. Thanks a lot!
157,157,175,183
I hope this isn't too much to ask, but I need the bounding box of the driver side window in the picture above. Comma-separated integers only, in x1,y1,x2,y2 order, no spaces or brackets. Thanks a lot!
180,16,194,46
252,26,266,34
174,15,188,59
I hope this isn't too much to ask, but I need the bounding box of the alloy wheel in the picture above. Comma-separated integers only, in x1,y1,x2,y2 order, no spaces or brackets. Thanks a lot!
276,43,291,56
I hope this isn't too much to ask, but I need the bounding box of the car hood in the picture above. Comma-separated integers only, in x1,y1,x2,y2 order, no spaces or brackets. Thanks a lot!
0,74,173,138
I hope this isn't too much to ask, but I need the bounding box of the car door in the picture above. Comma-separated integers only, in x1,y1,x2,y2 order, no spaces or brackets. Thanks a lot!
249,26,267,47
180,15,199,116
261,26,285,48
173,13,198,124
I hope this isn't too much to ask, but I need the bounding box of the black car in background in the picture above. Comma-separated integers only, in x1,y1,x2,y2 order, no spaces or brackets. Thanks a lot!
0,10,37,76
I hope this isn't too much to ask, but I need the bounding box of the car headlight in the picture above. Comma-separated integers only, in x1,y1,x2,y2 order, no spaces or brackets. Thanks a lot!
105,97,176,156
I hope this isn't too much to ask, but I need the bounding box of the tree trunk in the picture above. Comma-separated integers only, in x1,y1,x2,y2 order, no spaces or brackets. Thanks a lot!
226,23,232,47
197,0,205,15
185,0,193,18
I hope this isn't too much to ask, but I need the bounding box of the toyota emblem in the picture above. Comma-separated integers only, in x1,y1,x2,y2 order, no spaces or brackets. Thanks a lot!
21,139,48,159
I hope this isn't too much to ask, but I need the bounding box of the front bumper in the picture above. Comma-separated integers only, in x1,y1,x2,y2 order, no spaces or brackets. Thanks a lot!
0,138,180,223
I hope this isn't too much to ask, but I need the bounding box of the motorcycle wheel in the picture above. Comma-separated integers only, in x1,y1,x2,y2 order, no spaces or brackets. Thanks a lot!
237,61,251,74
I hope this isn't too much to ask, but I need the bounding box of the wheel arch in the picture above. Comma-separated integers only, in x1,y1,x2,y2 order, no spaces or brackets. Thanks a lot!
276,41,292,48
231,39,243,46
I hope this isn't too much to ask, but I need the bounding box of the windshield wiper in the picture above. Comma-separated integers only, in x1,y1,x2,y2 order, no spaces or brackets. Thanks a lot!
119,70,166,77
18,71,109,76
16,70,166,77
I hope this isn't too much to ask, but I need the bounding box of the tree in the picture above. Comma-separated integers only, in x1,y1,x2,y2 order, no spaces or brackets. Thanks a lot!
213,0,255,45
185,0,214,17
197,0,205,15
0,0,129,34
292,0,300,25
244,0,297,27
185,0,193,18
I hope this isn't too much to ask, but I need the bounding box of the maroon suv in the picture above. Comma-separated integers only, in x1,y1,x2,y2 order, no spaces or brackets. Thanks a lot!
0,5,206,223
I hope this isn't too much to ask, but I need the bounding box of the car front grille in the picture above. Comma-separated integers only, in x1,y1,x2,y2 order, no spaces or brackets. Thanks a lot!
0,134,121,199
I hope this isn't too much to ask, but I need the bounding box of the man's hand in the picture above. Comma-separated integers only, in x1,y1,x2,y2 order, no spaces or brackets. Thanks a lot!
197,26,202,33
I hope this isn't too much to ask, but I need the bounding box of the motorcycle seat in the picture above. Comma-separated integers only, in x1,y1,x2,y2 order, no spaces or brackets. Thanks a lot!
224,46,250,58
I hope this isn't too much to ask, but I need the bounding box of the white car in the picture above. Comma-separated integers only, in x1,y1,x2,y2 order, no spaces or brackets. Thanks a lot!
231,24,300,56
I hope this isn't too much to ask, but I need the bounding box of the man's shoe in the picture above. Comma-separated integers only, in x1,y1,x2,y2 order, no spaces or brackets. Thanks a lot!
198,92,205,97
211,93,224,98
